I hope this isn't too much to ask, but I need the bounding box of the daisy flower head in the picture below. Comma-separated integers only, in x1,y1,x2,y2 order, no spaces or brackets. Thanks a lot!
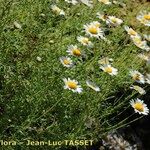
100,64,118,76
77,36,93,47
60,56,73,68
130,98,149,115
132,37,150,51
63,78,83,93
97,12,108,21
136,11,150,26
124,26,139,37
84,21,104,39
130,85,146,95
129,70,145,84
65,0,78,5
51,5,65,16
98,0,112,5
130,35,150,51
106,16,123,27
86,80,100,91
67,45,82,57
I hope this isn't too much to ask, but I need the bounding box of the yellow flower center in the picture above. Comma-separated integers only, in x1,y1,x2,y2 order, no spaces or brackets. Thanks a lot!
73,49,81,56
111,18,117,23
129,30,137,36
63,59,70,65
133,74,140,81
105,67,113,73
134,103,144,112
144,14,150,20
67,81,77,89
88,27,98,34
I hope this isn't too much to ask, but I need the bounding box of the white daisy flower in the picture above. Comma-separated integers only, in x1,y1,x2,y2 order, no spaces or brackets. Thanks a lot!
97,12,107,21
106,16,123,26
130,98,149,115
63,78,83,93
129,70,145,84
67,45,82,57
65,0,78,5
60,56,73,68
100,64,118,76
136,11,150,26
124,26,139,37
130,35,150,51
98,57,113,65
132,37,150,51
86,80,100,91
51,5,65,16
77,36,93,47
98,0,111,5
144,34,150,42
83,21,104,39
130,85,146,95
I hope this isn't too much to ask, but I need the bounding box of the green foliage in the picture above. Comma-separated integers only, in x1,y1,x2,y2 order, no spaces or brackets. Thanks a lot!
0,0,150,149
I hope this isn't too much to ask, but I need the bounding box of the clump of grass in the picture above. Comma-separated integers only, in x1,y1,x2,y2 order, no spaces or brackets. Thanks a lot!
0,0,150,149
